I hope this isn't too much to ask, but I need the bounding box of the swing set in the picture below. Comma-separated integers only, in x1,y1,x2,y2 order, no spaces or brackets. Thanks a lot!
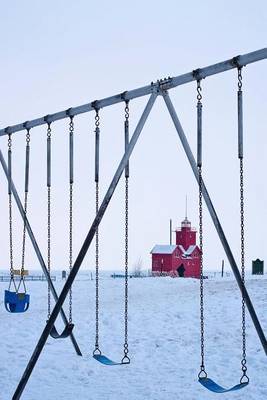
0,48,266,400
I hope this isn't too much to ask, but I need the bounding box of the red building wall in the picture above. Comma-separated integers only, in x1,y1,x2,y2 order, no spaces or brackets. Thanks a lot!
177,259,200,278
151,218,201,278
174,249,200,278
152,251,200,278
152,254,173,273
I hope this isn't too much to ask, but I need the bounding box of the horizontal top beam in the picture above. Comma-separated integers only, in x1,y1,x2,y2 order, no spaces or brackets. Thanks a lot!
1,48,266,137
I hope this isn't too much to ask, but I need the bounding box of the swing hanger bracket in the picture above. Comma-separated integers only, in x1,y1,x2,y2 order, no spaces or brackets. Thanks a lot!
91,100,100,112
120,91,129,103
44,115,52,126
154,77,173,92
5,126,11,135
23,121,30,131
232,55,246,69
66,108,74,119
192,68,205,82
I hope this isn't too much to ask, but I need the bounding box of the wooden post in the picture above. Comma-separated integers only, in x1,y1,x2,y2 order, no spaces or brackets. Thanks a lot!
221,260,224,278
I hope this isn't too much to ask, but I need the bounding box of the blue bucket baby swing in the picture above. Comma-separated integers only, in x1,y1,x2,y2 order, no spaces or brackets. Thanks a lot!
4,129,30,314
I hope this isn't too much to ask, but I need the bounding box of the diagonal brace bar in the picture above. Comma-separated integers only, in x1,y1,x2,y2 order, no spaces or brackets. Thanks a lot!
0,149,82,357
12,92,158,400
162,90,267,356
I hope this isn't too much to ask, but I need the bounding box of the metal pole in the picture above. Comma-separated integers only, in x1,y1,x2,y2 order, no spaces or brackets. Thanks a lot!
0,48,266,137
12,92,157,400
163,90,267,356
238,89,243,159
0,149,82,357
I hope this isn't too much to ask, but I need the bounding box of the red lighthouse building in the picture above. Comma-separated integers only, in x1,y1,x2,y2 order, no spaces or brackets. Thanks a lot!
151,217,201,278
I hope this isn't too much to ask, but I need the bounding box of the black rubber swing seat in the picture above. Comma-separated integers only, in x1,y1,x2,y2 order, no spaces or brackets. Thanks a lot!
199,377,249,393
93,354,130,366
49,323,74,339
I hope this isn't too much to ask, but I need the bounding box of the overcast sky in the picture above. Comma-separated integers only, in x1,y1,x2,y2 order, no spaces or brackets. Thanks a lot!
0,0,266,272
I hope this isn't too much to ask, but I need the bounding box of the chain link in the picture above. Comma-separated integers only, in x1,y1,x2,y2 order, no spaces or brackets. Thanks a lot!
197,80,202,102
8,134,12,151
125,100,129,120
238,67,242,91
47,123,51,139
95,109,100,128
26,129,31,144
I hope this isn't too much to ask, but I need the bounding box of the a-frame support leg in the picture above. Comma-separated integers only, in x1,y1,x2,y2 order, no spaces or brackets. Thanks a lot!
162,90,267,356
12,92,158,400
0,149,82,357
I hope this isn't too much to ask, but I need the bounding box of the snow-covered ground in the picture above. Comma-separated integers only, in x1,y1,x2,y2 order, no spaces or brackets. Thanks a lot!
0,273,266,400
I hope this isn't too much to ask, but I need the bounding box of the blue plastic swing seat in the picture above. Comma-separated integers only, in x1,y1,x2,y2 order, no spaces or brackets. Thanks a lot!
199,377,249,393
4,290,30,313
93,354,130,366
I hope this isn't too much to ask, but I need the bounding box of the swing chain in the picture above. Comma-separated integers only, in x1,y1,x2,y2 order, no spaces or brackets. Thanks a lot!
240,153,248,384
69,117,74,323
94,108,101,355
21,129,31,285
122,177,130,363
8,133,16,290
197,79,207,379
47,123,52,319
94,181,101,354
237,66,248,383
122,100,130,364
198,167,206,378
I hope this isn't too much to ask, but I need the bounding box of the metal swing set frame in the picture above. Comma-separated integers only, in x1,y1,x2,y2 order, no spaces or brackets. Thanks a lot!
0,48,266,399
